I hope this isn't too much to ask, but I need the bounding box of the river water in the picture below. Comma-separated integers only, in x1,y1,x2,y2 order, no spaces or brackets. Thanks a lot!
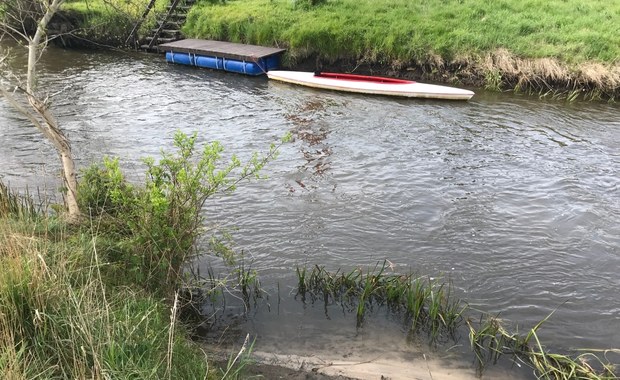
1,45,619,377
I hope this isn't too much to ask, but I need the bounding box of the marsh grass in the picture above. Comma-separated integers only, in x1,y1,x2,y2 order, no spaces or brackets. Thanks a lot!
295,261,617,378
295,261,465,341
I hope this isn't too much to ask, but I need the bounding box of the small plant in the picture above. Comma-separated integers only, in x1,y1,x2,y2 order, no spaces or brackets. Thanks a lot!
484,68,503,91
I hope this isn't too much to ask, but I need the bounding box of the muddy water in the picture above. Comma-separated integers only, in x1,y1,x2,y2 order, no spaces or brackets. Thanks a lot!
1,44,619,377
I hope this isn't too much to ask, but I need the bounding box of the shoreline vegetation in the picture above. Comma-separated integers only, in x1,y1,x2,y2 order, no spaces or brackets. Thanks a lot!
2,167,619,378
1,1,620,379
56,0,620,100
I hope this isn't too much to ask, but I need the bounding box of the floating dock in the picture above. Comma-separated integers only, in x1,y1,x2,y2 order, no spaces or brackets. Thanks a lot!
158,39,286,76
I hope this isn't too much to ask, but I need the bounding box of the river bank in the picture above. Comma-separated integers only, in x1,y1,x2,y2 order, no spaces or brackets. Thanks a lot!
2,1,615,378
181,0,619,100
25,0,619,100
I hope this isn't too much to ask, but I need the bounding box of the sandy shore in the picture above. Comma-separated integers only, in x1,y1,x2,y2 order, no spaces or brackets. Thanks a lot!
247,350,531,380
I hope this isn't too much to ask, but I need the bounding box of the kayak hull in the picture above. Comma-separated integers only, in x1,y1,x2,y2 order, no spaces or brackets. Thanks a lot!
267,71,474,100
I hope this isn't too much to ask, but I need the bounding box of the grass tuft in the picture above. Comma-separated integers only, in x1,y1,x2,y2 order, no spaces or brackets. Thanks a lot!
295,261,464,341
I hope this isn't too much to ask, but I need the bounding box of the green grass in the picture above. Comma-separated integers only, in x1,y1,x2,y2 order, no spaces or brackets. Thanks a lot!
0,216,212,379
182,0,620,98
467,314,619,379
183,0,620,65
60,0,170,45
296,263,618,379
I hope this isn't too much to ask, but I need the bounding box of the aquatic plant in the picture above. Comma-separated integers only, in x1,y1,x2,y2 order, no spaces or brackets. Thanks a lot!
295,261,465,341
295,261,618,378
467,313,618,379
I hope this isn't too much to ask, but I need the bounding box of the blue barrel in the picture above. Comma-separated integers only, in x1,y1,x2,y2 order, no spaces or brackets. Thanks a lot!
166,51,282,76
222,58,264,75
263,55,281,71
195,55,224,70
166,51,194,66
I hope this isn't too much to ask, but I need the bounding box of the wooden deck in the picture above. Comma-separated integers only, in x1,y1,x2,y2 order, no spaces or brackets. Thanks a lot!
157,39,286,61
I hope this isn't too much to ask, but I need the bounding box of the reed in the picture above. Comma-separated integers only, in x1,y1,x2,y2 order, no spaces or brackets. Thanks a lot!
295,261,464,341
0,181,37,220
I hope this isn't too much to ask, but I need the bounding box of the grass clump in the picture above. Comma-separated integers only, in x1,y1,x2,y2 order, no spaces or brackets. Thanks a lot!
0,181,37,220
296,261,465,341
467,314,618,379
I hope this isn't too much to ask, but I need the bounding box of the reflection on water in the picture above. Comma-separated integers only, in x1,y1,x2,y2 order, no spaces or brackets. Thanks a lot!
1,44,619,375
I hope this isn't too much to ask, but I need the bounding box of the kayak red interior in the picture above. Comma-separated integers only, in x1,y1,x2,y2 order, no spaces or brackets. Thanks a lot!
315,72,414,84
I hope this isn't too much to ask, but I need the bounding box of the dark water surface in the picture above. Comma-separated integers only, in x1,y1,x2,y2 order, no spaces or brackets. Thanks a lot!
1,45,619,374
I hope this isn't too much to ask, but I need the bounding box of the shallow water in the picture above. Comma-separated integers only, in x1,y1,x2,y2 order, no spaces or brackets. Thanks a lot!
1,44,619,376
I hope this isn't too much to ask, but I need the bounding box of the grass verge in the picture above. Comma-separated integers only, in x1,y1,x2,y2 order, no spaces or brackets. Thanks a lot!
58,0,170,47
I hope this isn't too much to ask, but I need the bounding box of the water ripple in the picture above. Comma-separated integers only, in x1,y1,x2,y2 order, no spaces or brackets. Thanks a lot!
1,46,620,352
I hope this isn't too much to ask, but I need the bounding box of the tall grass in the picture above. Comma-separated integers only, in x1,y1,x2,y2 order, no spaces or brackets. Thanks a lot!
0,181,37,220
0,216,210,379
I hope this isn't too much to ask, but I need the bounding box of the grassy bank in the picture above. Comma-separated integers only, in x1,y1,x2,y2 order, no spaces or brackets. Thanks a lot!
55,0,169,47
182,0,620,99
0,131,284,379
0,197,211,378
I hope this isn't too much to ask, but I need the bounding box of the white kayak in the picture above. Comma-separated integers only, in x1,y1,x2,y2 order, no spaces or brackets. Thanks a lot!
266,71,474,100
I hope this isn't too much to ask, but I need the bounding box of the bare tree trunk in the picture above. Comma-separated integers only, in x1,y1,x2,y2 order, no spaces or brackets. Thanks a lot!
2,0,81,220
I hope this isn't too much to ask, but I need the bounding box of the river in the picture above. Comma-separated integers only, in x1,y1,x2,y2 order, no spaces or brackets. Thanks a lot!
1,45,619,378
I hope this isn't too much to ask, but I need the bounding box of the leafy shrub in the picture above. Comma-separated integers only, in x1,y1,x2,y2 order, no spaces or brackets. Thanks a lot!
78,131,286,294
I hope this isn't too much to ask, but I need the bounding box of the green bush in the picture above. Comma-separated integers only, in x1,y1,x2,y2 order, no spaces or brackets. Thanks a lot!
78,131,286,294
